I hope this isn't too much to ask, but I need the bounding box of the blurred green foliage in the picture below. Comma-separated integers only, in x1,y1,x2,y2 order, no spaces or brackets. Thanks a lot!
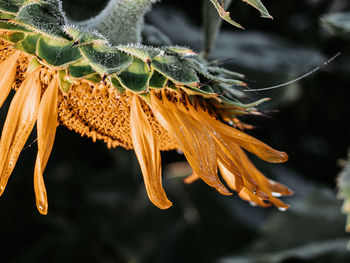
0,0,350,262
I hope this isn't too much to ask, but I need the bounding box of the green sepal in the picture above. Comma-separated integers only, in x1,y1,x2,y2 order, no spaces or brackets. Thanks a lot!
188,58,244,86
16,3,70,40
0,12,16,19
166,46,197,57
58,69,73,93
149,70,167,89
117,58,151,93
64,25,107,45
86,73,101,83
181,84,217,97
117,45,151,64
207,66,245,79
0,20,32,32
152,55,199,86
68,58,95,78
166,82,181,96
111,77,126,95
0,31,24,43
220,96,269,109
37,36,82,66
0,0,30,14
27,57,42,74
144,47,162,59
14,33,40,54
79,43,133,76
138,93,151,104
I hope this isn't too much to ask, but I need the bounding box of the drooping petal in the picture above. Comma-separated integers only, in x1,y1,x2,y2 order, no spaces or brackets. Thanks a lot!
34,74,59,215
218,160,271,207
0,70,41,195
193,105,288,163
130,94,172,209
0,51,21,109
183,173,200,184
151,91,231,196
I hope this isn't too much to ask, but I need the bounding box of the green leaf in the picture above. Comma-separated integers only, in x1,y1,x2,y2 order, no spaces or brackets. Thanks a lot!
68,58,95,78
37,36,82,66
0,0,30,14
117,58,151,93
0,21,32,32
209,0,272,29
209,0,243,29
16,3,70,40
79,43,133,76
14,33,40,54
149,70,167,89
202,0,232,57
242,0,272,19
152,55,199,86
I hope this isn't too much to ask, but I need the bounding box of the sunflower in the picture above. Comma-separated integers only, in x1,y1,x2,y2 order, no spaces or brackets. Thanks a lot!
0,0,292,214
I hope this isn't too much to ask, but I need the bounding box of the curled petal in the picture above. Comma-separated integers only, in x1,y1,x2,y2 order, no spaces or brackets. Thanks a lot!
0,70,41,195
0,51,21,109
151,91,231,196
194,106,288,163
130,94,172,209
237,145,292,195
34,74,59,215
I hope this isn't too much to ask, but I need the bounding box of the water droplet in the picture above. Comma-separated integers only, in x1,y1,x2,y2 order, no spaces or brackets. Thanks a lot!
249,201,257,207
278,207,287,212
271,192,282,197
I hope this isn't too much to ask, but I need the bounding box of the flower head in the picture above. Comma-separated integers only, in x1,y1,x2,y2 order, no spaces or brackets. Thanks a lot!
0,0,292,214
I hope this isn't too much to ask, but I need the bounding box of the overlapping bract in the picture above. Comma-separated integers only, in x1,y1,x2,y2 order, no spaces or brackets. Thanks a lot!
0,0,292,213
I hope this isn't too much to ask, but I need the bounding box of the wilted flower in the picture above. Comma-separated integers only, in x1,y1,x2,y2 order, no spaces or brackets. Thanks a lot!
0,0,292,214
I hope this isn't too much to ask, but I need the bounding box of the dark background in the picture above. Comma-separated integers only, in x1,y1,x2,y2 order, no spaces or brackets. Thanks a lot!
0,0,350,262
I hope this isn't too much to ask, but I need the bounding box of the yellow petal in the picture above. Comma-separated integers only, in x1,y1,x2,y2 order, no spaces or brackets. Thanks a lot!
0,51,20,109
34,75,59,215
0,70,41,195
130,94,172,209
151,91,231,196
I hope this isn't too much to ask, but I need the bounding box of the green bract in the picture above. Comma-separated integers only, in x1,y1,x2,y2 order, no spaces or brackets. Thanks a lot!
0,0,256,108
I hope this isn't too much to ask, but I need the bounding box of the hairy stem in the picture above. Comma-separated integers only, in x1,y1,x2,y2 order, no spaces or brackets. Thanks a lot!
76,0,158,45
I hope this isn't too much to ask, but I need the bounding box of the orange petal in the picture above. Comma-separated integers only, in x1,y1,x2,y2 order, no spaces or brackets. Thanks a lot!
194,106,288,163
130,94,172,209
183,173,200,184
34,75,59,215
0,51,20,109
0,70,41,195
237,145,293,196
151,92,231,196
